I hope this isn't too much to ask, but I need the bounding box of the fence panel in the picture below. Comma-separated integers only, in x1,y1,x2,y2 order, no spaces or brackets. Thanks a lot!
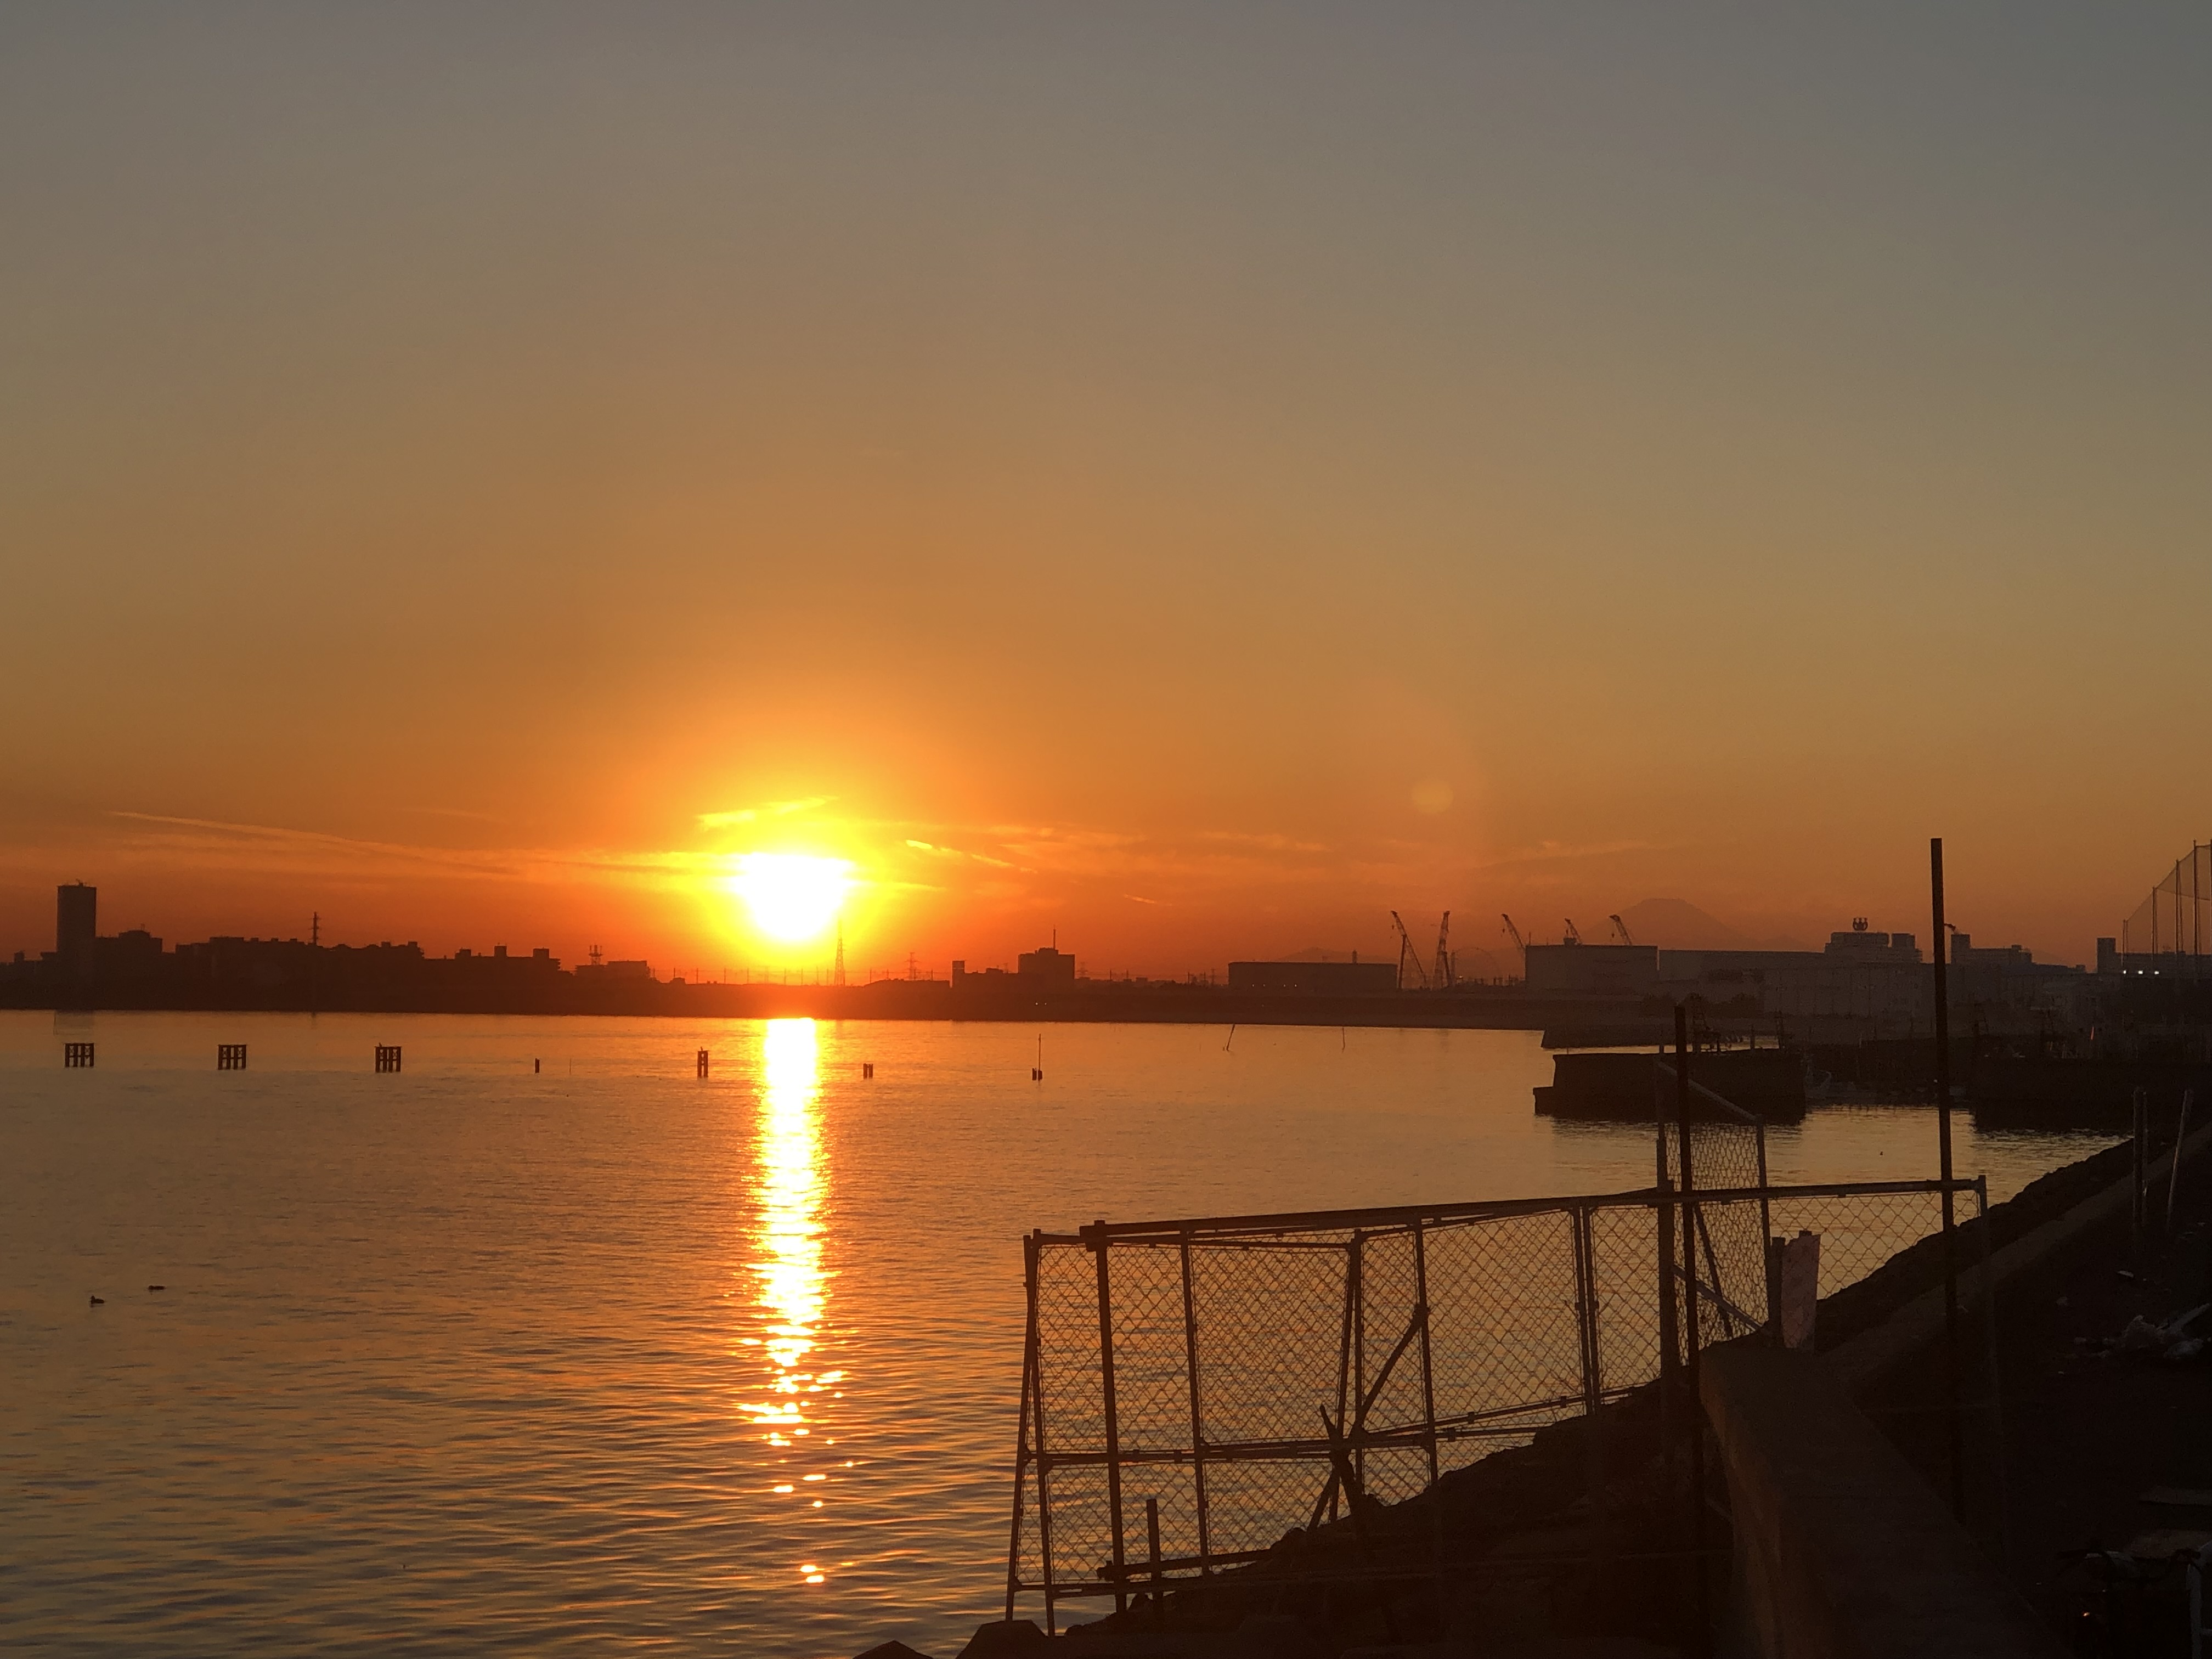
1008,1174,1980,1626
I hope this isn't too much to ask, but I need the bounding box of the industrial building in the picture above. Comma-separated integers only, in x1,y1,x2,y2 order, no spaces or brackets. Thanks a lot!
1227,960,1400,994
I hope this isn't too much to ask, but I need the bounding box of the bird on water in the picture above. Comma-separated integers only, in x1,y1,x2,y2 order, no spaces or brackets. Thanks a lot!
88,1295,104,1306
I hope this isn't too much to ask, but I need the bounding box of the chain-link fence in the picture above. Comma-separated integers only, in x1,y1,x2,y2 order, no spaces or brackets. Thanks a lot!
1003,1116,1985,1629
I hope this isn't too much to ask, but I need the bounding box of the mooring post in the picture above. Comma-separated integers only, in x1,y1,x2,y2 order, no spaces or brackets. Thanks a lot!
1932,836,1965,1520
1087,1221,1129,1613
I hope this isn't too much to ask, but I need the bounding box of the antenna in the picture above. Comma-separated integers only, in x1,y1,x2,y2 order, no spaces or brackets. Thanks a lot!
834,921,846,987
311,911,320,947
1433,911,1454,989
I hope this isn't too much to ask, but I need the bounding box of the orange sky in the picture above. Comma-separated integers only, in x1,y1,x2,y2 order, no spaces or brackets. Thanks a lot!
3,7,2207,976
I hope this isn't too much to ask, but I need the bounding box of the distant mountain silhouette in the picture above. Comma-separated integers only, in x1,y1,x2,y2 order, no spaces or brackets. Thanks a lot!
1615,898,1807,953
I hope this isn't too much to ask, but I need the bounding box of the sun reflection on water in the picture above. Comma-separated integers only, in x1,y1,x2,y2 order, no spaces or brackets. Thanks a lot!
742,1018,841,1587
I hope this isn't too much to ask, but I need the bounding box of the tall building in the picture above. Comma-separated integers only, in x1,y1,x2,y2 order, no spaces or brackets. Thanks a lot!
56,883,96,980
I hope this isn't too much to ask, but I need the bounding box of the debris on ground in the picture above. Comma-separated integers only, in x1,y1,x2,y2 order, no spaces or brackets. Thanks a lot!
2077,1302,2212,1362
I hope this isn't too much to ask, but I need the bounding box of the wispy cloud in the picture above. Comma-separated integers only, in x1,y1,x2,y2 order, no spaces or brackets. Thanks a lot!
697,796,835,830
105,811,732,889
905,838,1022,870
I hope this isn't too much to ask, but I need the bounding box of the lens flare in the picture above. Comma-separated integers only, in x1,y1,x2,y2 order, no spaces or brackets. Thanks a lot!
731,853,853,942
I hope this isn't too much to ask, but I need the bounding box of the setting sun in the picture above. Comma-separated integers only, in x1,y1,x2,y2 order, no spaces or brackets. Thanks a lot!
731,854,854,943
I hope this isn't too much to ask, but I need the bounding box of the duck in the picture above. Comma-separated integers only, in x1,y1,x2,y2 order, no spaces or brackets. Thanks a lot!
89,1295,104,1306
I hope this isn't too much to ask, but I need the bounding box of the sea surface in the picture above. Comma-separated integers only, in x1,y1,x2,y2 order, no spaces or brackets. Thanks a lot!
0,1012,2110,1657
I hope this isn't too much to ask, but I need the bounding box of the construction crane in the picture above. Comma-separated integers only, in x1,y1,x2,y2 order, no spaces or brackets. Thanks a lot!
1609,913,1635,946
1563,918,1583,944
1433,911,1454,989
1390,911,1429,990
1500,913,1527,967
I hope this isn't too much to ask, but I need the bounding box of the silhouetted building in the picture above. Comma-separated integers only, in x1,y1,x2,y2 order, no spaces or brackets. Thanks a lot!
1228,960,1398,994
1017,945,1076,989
57,883,95,983
1523,942,1661,998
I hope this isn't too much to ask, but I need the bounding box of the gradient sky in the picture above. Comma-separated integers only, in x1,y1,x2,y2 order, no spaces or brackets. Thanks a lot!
3,3,2207,977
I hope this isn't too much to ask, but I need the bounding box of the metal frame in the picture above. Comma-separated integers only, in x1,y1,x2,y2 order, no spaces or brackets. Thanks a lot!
1005,1173,1979,1626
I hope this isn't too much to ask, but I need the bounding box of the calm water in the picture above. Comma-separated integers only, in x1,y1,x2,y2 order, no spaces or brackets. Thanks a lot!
0,1012,2107,1656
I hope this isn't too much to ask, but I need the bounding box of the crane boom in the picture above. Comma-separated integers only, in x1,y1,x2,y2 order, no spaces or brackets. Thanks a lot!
1500,913,1526,959
1609,913,1635,946
1390,910,1429,990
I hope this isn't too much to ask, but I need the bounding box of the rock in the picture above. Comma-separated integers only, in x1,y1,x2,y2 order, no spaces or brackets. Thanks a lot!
958,1621,1049,1658
2118,1314,2165,1354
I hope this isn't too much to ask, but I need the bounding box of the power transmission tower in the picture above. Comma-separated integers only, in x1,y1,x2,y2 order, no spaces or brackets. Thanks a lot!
834,922,847,986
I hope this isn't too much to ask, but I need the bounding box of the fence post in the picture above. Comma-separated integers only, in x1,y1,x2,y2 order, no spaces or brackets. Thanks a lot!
1674,1003,1711,1655
1007,1234,1039,1622
1412,1216,1446,1625
1572,1203,1610,1591
1931,837,1966,1520
1028,1235,1062,1634
2170,1088,2197,1233
1411,1219,1441,1489
1655,1065,1679,1463
1971,1178,2010,1558
1348,1230,1367,1497
1753,1118,1780,1342
1086,1223,1129,1614
1179,1231,1212,1572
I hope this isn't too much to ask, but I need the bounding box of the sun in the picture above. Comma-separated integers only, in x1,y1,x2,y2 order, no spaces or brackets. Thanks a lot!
731,853,854,943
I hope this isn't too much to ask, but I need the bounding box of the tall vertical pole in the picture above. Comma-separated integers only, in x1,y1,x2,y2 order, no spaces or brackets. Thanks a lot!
1178,1233,1212,1572
1931,837,1965,1519
1008,1235,1040,1622
1087,1223,1128,1613
1655,1059,1679,1407
1674,1003,1709,1653
1027,1236,1062,1634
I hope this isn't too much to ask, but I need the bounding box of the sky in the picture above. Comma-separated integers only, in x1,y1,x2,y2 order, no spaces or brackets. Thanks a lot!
2,3,2206,978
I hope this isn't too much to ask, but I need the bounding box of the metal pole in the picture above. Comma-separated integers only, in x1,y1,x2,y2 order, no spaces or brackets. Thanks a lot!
1088,1222,1129,1613
2134,1088,2149,1244
1351,1230,1368,1496
1972,1178,2010,1559
1411,1220,1441,1490
1412,1216,1444,1622
1655,1061,1679,1448
1178,1233,1212,1571
1573,1203,1609,1587
1006,1235,1040,1621
2171,1090,2197,1233
1932,836,1965,1519
1753,1116,1778,1342
1674,1002,1710,1653
1029,1237,1062,1634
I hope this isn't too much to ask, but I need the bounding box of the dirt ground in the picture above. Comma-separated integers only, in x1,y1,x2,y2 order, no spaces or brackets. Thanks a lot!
1861,1162,2212,1658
